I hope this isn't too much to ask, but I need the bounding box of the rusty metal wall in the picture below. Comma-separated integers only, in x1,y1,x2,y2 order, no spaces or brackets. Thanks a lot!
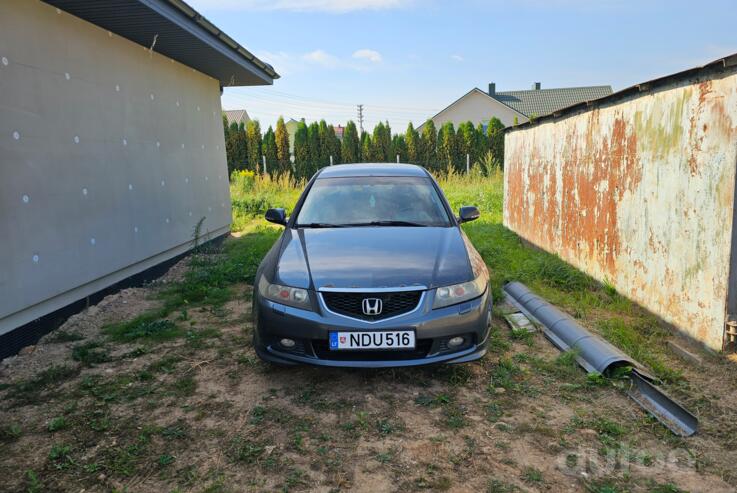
503,69,737,351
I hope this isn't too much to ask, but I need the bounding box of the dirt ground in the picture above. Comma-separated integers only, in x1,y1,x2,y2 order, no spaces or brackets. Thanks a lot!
1,252,737,493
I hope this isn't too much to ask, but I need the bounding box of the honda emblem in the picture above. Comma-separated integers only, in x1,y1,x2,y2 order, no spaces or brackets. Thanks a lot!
362,298,383,315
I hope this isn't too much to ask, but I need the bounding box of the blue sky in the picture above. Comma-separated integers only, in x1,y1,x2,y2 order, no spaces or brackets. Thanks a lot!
188,0,737,132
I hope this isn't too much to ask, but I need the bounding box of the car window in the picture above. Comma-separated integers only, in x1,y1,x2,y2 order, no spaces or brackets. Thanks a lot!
296,176,451,227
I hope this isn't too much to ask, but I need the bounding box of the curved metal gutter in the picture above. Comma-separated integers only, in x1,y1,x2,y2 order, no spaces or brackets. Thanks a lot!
503,281,697,437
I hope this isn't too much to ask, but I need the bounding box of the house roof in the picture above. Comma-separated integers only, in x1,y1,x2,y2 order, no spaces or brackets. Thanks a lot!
42,0,279,86
223,109,251,126
492,86,613,118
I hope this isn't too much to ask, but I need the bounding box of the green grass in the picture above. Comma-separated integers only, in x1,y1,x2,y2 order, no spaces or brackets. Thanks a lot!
0,423,22,442
230,171,304,232
104,314,182,343
47,417,68,432
159,228,279,313
8,365,79,403
71,342,110,367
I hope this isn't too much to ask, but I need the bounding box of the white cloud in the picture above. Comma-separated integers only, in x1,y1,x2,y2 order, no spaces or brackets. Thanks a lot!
352,49,383,63
189,0,412,13
302,49,340,68
451,54,464,62
257,50,294,75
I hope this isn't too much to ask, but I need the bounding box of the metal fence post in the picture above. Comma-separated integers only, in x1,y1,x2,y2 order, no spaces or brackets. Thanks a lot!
466,154,470,174
262,155,267,175
329,155,333,166
396,154,400,163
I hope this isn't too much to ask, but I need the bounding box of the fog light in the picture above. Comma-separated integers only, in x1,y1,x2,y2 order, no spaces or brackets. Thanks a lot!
280,338,296,348
448,336,464,347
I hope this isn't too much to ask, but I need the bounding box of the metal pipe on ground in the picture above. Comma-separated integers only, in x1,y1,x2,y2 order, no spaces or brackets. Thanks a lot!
503,281,698,437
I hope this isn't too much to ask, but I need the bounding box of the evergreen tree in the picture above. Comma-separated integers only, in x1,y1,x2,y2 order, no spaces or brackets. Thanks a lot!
342,121,360,164
224,119,236,174
225,121,248,175
275,116,291,174
245,120,262,172
405,122,420,164
391,134,407,163
371,122,385,162
457,121,477,173
370,122,392,162
475,122,488,160
487,117,505,167
437,122,457,172
263,126,277,174
318,120,330,167
307,122,320,175
294,120,309,179
360,132,372,162
420,120,437,170
383,121,392,161
326,124,341,164
222,115,230,148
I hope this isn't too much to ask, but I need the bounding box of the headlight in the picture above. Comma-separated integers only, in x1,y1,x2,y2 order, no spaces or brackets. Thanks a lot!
258,276,311,310
432,276,487,309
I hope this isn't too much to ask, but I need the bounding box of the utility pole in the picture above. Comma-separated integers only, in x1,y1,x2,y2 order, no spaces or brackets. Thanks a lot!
357,104,364,134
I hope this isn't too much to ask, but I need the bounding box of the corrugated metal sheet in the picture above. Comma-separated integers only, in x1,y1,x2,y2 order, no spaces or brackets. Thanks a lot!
503,62,737,351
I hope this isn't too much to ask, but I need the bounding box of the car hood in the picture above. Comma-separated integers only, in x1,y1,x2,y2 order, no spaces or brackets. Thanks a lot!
273,227,474,290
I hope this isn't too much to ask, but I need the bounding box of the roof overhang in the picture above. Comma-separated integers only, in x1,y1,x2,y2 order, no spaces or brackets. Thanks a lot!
42,0,279,87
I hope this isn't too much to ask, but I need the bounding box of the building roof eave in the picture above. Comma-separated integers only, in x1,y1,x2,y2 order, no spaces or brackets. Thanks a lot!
42,0,279,87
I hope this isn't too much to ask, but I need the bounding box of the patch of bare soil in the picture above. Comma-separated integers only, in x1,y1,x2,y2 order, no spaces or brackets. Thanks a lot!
1,255,736,493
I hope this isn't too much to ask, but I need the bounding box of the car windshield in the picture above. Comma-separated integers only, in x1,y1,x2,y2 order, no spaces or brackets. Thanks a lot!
296,176,451,227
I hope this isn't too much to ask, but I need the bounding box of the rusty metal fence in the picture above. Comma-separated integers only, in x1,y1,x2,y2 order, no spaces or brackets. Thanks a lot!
503,55,737,351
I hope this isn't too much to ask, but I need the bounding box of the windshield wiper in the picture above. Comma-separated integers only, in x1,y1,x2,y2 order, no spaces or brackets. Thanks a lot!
296,222,349,228
348,220,428,227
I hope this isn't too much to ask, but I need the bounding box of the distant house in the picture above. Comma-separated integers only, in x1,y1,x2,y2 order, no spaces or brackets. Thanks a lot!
422,82,613,130
223,109,251,128
333,124,345,141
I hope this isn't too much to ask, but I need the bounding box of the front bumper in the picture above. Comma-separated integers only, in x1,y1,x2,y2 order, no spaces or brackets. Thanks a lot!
253,286,492,368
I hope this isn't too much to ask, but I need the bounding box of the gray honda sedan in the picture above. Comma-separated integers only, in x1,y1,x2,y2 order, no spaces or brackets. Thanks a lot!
252,163,492,367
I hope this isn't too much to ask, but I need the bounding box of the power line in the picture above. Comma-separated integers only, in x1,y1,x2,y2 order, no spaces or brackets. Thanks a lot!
228,87,439,113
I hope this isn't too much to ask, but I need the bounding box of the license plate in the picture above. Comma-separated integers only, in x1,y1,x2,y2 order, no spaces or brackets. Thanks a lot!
329,331,415,350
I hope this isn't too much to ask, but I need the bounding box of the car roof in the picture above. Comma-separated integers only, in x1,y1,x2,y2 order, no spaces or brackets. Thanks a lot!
316,163,429,178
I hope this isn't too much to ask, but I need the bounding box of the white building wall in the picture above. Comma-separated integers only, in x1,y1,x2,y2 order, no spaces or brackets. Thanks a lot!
0,0,231,334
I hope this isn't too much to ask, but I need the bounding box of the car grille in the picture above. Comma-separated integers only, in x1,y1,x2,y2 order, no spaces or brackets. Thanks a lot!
321,290,423,321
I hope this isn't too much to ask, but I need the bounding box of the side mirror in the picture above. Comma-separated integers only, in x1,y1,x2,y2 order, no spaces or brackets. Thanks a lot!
458,206,480,223
265,208,287,226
